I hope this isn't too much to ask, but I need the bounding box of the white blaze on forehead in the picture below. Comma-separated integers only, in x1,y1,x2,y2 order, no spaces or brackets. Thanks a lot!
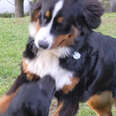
52,0,64,18
34,0,64,48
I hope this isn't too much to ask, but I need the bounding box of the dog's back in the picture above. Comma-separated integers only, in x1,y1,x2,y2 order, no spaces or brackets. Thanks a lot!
4,75,56,116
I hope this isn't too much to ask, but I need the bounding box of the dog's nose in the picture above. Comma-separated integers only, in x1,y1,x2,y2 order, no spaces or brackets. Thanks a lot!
39,41,49,49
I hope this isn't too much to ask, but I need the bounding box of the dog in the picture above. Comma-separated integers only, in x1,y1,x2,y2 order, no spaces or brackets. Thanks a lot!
0,0,116,116
3,75,56,116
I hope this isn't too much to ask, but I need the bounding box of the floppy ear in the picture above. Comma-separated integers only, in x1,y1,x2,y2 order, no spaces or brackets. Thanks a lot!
30,1,41,22
83,0,104,29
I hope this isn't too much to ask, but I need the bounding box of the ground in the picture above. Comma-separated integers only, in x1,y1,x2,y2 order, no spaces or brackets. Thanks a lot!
0,13,116,116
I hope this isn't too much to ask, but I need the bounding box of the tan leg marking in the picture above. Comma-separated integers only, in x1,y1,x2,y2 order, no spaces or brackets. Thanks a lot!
53,102,63,116
0,93,16,113
113,98,116,109
62,77,80,94
87,91,113,116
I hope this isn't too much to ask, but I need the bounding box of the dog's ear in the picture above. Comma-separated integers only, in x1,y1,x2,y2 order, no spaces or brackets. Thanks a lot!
30,1,41,22
83,0,104,29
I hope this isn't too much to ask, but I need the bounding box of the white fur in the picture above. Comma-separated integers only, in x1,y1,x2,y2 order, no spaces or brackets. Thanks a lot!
25,47,73,90
29,23,37,38
34,0,64,48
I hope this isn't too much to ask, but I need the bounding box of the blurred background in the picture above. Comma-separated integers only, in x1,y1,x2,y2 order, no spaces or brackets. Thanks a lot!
0,0,116,18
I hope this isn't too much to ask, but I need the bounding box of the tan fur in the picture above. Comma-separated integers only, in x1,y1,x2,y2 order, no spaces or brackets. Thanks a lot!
22,58,38,80
31,6,40,36
87,91,113,116
53,102,63,116
32,10,40,22
56,17,64,23
62,77,80,94
22,58,34,80
0,93,16,113
51,27,78,48
45,10,51,18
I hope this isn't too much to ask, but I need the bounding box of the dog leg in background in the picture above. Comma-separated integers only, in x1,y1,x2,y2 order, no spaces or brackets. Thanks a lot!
87,91,113,116
53,94,79,116
53,77,80,116
0,72,28,114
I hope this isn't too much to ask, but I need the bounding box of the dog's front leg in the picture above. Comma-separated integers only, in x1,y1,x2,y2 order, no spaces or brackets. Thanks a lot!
53,93,79,116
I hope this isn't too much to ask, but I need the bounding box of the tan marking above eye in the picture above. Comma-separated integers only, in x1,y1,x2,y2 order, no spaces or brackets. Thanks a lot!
57,17,64,23
45,10,51,18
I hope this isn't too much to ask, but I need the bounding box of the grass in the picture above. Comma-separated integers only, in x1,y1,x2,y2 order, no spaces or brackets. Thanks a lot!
0,17,29,94
0,13,116,115
97,13,116,38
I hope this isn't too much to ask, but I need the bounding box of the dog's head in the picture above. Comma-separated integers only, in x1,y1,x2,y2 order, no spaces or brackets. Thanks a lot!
29,0,104,50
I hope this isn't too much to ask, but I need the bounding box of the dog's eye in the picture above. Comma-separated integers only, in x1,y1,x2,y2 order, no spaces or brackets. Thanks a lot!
44,10,52,23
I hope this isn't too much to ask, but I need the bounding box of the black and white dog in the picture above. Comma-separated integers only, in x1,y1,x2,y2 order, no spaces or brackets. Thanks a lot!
0,0,116,116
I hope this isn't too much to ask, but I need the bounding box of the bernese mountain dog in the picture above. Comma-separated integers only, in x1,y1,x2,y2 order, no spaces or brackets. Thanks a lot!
0,0,116,116
3,75,56,116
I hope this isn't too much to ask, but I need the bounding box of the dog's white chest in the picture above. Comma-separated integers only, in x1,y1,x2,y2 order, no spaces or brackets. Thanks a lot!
25,50,73,90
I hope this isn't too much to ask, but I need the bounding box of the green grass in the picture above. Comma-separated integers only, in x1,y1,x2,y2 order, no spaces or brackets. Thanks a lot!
0,13,116,115
97,13,116,38
78,104,116,116
0,17,29,94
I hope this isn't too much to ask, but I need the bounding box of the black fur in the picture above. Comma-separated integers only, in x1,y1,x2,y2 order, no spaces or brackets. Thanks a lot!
4,75,56,116
23,37,38,59
36,0,103,37
28,0,116,115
